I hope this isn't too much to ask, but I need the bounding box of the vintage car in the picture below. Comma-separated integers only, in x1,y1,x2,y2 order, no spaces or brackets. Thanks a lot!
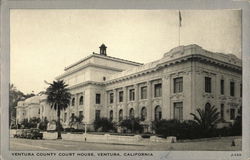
26,128,43,139
13,129,24,138
20,129,29,138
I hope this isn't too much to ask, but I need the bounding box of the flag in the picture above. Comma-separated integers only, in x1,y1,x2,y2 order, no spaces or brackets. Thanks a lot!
179,10,182,27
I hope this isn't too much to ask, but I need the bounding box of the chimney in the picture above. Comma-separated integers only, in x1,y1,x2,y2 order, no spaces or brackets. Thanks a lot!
99,44,107,56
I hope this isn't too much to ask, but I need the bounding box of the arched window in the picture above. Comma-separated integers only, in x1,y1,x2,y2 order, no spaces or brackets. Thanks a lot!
119,109,123,121
110,110,113,121
72,98,75,106
141,107,147,121
129,108,135,119
79,96,83,105
155,105,162,121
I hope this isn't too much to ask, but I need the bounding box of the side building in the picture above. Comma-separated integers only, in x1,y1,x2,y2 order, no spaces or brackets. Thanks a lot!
16,44,242,131
16,95,57,124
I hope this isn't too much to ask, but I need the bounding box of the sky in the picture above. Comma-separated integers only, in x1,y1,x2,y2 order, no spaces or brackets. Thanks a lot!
10,9,242,94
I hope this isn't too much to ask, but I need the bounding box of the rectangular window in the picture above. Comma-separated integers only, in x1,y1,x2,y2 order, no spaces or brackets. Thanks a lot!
79,111,83,117
174,77,183,93
230,108,235,120
240,83,242,97
230,81,235,96
119,91,123,102
109,93,114,104
79,96,84,105
205,77,212,93
96,94,101,104
220,104,224,120
174,102,183,120
154,83,162,97
141,86,147,99
220,79,224,95
129,89,135,101
71,113,75,121
95,110,101,120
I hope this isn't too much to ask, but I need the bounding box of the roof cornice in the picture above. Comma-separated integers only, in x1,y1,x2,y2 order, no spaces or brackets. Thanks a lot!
56,63,124,79
64,53,143,71
68,81,105,90
105,54,242,85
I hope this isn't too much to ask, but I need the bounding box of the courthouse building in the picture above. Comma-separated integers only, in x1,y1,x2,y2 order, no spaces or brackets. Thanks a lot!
16,44,242,130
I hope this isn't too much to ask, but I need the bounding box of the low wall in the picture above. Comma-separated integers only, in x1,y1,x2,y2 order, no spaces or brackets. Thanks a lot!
150,136,176,143
43,132,143,144
43,132,58,140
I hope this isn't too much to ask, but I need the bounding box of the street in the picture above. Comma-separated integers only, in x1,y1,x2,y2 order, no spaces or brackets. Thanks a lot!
10,136,241,151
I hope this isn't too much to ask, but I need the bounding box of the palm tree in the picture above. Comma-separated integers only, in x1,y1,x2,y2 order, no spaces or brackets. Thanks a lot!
190,105,220,130
45,80,71,139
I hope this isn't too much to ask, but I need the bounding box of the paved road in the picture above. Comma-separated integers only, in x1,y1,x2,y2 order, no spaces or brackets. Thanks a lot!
10,138,153,151
10,137,241,151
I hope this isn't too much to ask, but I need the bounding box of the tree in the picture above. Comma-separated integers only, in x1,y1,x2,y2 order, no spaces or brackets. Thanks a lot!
38,117,49,131
9,84,23,126
120,118,143,133
9,84,36,126
68,114,84,129
190,105,220,130
45,80,71,139
93,118,115,132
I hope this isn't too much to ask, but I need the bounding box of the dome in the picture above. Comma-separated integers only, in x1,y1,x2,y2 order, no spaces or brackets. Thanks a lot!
24,96,40,104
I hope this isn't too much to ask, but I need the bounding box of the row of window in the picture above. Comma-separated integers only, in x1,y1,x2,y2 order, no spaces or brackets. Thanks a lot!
108,102,184,122
205,77,242,97
65,102,238,122
107,102,238,121
69,77,183,105
108,77,183,104
71,96,84,106
73,76,241,106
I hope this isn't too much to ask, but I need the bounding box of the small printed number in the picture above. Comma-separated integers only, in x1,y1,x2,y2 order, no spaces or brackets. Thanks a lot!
231,153,241,157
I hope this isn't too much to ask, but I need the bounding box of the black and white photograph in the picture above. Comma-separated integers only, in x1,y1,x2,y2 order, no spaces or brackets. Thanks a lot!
1,0,250,160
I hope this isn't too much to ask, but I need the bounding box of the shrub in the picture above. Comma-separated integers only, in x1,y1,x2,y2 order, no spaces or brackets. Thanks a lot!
230,115,242,136
64,128,75,132
38,117,49,131
64,128,84,133
94,118,115,132
120,118,143,133
190,105,220,130
19,117,41,129
69,114,84,129
141,134,151,138
153,118,242,140
153,119,204,139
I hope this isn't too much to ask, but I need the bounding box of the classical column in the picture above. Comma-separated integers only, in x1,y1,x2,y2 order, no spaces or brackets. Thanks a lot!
134,84,139,118
76,93,79,116
147,81,152,121
123,86,128,119
104,91,108,118
113,89,118,122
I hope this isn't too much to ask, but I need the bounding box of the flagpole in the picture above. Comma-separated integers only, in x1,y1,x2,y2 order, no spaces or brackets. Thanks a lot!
178,10,182,46
179,21,180,46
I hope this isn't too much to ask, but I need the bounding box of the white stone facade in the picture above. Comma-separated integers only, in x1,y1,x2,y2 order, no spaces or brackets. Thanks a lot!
16,44,242,130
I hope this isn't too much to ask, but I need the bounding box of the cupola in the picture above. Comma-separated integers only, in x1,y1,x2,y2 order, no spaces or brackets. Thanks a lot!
99,44,107,56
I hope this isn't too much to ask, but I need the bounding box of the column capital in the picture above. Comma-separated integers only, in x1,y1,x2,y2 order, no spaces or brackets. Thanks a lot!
147,81,152,85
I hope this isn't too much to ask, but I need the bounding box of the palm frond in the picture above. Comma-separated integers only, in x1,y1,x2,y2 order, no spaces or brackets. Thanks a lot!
190,105,220,130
